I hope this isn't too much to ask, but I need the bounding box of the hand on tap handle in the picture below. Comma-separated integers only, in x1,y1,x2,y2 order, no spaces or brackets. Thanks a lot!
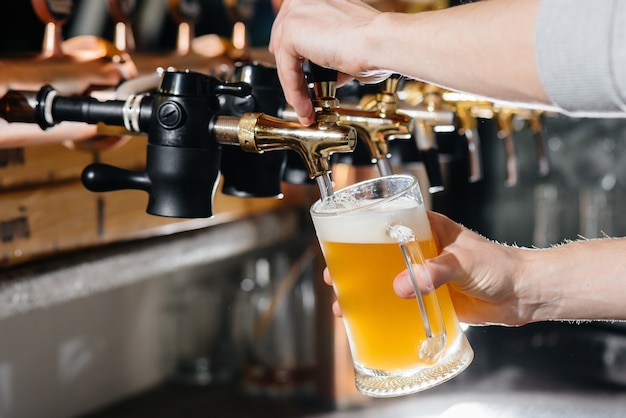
308,62,338,85
307,61,339,115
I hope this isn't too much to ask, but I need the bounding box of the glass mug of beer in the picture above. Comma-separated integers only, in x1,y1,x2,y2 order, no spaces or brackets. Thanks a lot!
310,174,473,397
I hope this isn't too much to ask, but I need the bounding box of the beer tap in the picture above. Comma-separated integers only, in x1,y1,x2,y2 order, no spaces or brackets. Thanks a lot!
493,106,519,187
214,62,357,199
14,68,355,216
492,106,551,182
3,0,139,96
224,0,251,63
352,74,413,176
32,0,68,58
352,79,452,193
529,110,550,178
282,73,412,178
402,86,485,183
219,62,288,198
393,82,455,193
443,93,490,183
129,0,233,78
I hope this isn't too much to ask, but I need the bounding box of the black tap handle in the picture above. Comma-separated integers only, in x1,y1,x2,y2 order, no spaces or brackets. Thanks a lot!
307,62,338,84
82,163,151,192
308,62,339,103
82,144,220,218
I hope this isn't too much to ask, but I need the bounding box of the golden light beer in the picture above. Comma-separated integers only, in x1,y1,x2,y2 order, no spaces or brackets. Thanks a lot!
310,175,473,397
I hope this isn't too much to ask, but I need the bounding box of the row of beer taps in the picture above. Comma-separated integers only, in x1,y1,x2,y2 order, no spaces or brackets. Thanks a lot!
0,0,552,218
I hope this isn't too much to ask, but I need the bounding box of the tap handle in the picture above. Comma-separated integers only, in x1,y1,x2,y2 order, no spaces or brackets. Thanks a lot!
308,62,338,101
465,127,483,183
0,90,39,123
32,85,144,130
220,62,289,196
82,163,150,193
82,144,221,218
529,111,550,177
213,81,252,98
496,112,518,187
308,62,338,83
413,119,444,193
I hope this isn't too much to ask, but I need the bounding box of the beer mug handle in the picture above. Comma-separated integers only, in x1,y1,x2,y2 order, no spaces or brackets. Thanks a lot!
386,223,447,361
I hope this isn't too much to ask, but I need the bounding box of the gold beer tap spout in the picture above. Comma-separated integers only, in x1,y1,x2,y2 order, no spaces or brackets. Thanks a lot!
337,75,412,176
493,105,551,179
213,112,357,179
393,84,455,193
439,90,495,183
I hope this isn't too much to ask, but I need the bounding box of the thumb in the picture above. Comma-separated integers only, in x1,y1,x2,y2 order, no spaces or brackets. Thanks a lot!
393,269,416,298
393,263,437,299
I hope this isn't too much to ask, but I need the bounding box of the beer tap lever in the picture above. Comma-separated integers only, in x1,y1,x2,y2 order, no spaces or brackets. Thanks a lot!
495,108,519,187
530,111,550,177
396,83,451,193
454,103,483,183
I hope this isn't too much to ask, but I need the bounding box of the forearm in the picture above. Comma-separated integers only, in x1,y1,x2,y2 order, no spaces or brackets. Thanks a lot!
523,238,626,322
367,0,549,107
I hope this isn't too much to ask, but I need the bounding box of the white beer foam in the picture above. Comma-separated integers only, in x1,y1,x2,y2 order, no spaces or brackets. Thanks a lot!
312,198,432,244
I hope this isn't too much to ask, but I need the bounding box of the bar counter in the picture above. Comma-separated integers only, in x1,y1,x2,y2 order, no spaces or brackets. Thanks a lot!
80,324,626,418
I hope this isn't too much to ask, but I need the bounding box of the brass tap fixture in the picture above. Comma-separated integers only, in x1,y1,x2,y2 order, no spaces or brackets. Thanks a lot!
348,74,413,176
282,73,411,177
493,105,551,182
212,112,357,179
394,81,456,192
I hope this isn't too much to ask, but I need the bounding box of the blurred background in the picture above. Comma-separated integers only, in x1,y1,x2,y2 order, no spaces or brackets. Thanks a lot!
1,1,626,417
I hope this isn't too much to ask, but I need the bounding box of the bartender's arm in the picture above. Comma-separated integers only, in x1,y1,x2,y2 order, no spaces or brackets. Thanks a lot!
270,0,626,125
392,212,626,326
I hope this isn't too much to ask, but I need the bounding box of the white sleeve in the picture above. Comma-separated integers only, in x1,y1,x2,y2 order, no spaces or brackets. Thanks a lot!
536,0,626,117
